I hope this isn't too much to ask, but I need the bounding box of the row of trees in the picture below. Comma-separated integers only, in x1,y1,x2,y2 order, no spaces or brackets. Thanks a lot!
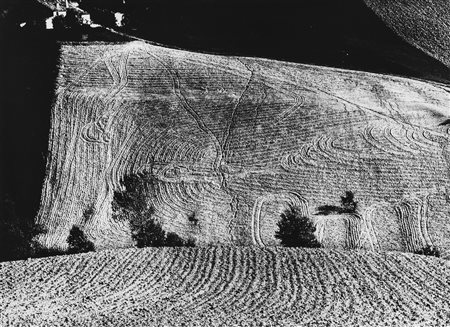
1,188,441,262
112,172,195,247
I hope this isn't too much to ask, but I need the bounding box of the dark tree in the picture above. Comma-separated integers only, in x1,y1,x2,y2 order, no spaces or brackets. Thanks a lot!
341,191,357,213
67,226,95,254
275,206,321,248
130,210,166,248
113,173,151,215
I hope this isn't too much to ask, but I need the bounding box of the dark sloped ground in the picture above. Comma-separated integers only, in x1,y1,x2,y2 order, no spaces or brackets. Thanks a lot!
0,27,129,232
365,0,450,68
1,247,450,326
0,32,58,225
86,0,450,84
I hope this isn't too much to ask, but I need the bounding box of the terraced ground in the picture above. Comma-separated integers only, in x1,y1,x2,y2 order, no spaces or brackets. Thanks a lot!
35,41,450,255
1,247,449,326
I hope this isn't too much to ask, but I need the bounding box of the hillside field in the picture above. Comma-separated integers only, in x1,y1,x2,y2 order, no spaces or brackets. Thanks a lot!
35,41,450,255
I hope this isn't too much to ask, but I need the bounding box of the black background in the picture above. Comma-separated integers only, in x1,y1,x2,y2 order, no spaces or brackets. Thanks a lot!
0,0,449,224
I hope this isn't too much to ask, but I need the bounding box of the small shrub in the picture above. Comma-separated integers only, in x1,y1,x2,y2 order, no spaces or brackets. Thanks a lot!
67,226,95,254
83,205,95,223
414,245,441,258
188,212,198,225
165,232,186,246
166,232,196,247
317,191,357,215
275,206,321,248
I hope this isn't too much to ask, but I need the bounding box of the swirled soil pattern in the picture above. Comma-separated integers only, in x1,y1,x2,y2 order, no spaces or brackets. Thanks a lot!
1,247,449,326
36,41,450,255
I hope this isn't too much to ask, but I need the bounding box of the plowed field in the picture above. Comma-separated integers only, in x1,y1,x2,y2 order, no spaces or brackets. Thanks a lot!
1,248,449,326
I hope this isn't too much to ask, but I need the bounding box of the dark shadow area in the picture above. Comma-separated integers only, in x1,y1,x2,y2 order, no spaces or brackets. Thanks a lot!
88,0,450,83
0,5,130,227
0,29,59,225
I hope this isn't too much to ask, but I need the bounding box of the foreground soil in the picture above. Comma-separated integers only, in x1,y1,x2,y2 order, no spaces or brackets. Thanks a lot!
1,247,449,326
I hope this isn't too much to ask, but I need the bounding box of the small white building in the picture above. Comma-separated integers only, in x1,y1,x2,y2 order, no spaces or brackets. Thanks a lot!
45,8,67,29
81,13,92,25
114,12,124,27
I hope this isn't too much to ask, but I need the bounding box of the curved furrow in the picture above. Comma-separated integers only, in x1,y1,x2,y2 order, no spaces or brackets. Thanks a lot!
3,248,450,326
230,248,276,318
174,248,218,310
278,249,325,324
178,247,229,312
395,201,423,252
331,251,402,322
399,254,450,289
188,247,237,313
383,125,421,155
152,182,191,219
103,248,181,306
223,248,266,314
379,253,449,306
303,249,347,323
361,125,416,158
158,248,202,311
106,120,140,192
81,250,153,298
217,248,260,313
316,250,358,324
316,134,366,169
408,128,442,154
349,252,419,319
281,249,311,321
249,248,294,321
182,182,212,206
101,250,192,313
129,130,171,173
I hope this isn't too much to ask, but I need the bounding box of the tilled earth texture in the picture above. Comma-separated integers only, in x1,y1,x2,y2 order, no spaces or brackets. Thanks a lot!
1,247,450,327
36,41,450,254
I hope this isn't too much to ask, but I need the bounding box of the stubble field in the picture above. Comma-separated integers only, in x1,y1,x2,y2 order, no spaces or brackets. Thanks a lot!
35,41,450,255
